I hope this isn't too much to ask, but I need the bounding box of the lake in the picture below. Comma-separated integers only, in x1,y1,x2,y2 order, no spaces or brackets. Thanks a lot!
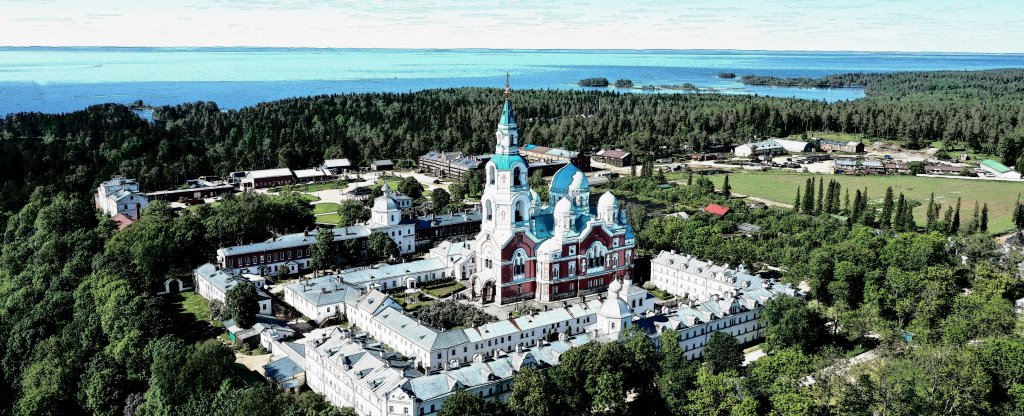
1,48,1022,115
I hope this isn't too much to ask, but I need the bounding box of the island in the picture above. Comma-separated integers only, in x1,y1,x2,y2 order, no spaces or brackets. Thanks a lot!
614,79,633,88
718,72,737,79
578,77,610,87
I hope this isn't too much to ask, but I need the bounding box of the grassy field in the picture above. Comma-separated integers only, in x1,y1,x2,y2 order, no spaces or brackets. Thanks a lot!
312,202,341,215
316,213,342,225
422,281,466,298
180,292,220,327
271,179,351,193
703,171,1021,233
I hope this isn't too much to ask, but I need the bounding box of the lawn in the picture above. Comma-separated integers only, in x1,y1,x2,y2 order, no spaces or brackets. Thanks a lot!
299,194,321,202
272,179,350,193
312,202,341,214
316,213,342,225
422,281,466,298
180,292,221,328
707,171,1022,232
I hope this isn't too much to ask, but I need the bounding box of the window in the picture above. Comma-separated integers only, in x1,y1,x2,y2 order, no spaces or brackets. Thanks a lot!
568,262,575,276
488,166,496,185
512,251,526,277
485,200,493,221
513,167,523,186
552,265,560,279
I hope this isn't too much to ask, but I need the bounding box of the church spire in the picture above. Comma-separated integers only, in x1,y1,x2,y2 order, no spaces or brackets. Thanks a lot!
504,72,511,99
495,74,519,154
499,73,516,127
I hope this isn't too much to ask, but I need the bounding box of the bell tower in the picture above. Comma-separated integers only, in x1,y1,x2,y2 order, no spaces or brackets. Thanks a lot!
495,73,520,156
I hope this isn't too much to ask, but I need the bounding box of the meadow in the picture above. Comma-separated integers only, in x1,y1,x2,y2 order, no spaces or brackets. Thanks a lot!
701,172,1022,233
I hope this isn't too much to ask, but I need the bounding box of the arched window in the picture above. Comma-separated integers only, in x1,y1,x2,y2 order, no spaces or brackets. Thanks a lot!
485,200,493,221
568,262,576,276
512,251,527,277
517,200,530,223
488,166,496,185
513,167,523,186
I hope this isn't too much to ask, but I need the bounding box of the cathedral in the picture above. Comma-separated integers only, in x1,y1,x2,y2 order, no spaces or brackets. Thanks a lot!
470,78,637,305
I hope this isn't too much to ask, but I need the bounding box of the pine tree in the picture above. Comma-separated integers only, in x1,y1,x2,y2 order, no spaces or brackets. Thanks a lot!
894,193,907,231
943,205,954,234
823,180,836,214
802,178,815,214
793,188,801,213
981,203,989,233
925,193,936,231
815,177,824,215
968,201,980,234
880,187,895,229
722,175,732,198
860,188,870,225
844,189,850,214
952,197,961,234
686,171,693,186
851,190,863,224
902,194,917,231
832,181,842,214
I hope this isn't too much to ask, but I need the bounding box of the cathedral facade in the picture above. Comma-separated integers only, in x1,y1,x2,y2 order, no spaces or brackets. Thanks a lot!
470,80,636,305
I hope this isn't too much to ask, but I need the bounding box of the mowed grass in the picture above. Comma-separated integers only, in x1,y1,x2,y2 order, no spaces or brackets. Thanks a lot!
422,281,466,298
316,213,342,225
312,202,342,215
707,172,1022,233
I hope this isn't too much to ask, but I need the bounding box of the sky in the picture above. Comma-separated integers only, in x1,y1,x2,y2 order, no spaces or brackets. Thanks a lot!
1,0,1022,53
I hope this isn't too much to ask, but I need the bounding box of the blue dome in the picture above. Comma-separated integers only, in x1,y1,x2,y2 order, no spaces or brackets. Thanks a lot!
549,163,581,194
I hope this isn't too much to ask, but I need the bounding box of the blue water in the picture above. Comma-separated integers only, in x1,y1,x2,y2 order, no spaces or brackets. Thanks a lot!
1,48,1022,116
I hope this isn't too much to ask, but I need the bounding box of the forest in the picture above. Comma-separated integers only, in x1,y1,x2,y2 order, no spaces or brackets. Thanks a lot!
3,69,1024,215
1,68,1024,415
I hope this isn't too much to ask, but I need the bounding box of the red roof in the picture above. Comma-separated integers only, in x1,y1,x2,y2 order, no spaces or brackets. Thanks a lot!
112,213,135,230
703,204,730,217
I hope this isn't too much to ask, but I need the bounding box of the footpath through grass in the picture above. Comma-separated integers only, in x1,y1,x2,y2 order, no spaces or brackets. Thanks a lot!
706,171,1022,232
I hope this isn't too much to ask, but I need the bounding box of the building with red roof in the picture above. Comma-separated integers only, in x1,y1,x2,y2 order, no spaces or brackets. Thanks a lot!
703,203,730,217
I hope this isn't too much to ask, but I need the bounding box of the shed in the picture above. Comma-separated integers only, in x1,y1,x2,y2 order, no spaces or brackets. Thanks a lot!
703,204,731,217
371,160,395,171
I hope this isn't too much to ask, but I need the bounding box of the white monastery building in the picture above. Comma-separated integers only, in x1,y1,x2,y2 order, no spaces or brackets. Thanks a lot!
95,176,149,220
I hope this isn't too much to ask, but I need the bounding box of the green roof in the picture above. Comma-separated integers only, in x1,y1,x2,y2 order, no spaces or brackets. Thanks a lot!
981,159,1012,173
490,154,527,171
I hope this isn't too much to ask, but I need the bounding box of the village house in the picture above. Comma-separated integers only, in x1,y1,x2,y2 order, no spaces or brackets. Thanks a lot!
241,168,295,189
193,263,273,315
418,151,486,180
594,149,632,167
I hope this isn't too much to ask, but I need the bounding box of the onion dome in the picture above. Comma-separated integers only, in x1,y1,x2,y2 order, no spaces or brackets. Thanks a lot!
569,171,589,193
554,196,573,217
597,192,618,210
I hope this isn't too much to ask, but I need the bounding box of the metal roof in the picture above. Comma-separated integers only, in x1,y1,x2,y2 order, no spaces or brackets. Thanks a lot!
264,357,303,382
981,159,1013,173
335,258,447,286
285,275,361,307
217,226,370,256
499,99,516,126
247,168,294,179
293,168,328,178
323,158,352,168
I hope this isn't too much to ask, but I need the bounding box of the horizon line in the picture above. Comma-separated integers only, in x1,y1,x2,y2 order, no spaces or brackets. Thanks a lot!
2,45,1024,55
